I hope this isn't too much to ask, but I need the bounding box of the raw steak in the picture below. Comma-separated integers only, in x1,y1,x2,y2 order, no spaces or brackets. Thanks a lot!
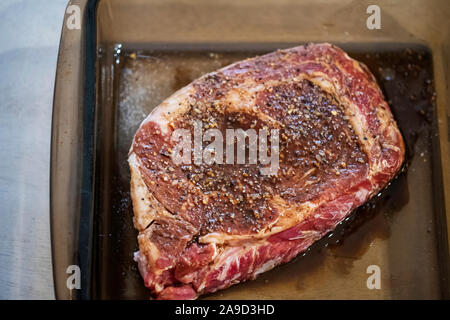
128,43,405,299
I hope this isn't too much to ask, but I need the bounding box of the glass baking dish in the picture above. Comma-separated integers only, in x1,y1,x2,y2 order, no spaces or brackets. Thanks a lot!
51,0,450,299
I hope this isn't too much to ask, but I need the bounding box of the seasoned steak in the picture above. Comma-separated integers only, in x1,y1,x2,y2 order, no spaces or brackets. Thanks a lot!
128,43,405,299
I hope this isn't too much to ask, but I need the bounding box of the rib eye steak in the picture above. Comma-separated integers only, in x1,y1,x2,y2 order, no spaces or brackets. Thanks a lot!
128,43,405,300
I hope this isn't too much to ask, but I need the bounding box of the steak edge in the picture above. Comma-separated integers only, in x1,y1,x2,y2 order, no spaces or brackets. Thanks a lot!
128,43,405,299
